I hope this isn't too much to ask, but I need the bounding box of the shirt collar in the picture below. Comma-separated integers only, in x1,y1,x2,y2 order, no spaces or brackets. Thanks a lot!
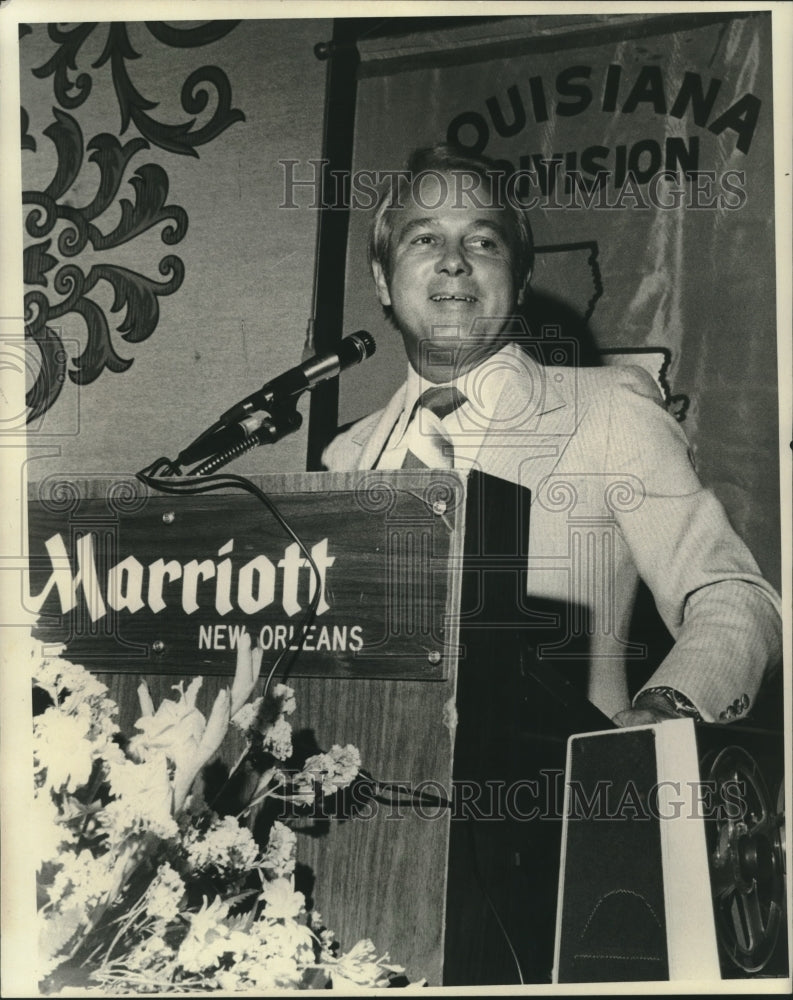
399,340,523,430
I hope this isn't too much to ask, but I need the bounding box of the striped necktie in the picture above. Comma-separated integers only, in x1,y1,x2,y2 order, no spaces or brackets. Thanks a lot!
401,386,467,469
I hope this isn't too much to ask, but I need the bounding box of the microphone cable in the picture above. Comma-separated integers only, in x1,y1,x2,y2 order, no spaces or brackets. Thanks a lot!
136,465,321,702
465,816,526,985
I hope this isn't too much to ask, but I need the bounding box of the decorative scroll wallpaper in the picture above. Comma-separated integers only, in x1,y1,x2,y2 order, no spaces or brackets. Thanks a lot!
20,21,245,423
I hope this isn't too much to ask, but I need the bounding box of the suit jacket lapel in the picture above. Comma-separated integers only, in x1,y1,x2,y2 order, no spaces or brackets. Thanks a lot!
352,351,584,486
472,354,581,494
356,384,407,469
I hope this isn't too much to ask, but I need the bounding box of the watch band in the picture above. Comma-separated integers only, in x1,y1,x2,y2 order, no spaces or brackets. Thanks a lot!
636,685,703,723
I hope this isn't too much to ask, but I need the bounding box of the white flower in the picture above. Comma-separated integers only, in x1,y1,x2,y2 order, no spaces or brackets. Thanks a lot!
330,938,402,987
271,683,296,716
234,682,296,736
262,716,293,761
229,630,263,718
145,863,185,922
177,896,231,973
45,849,118,914
300,744,362,795
230,696,262,732
103,756,177,839
245,918,315,985
319,927,337,955
262,821,296,879
259,878,305,921
33,707,95,792
29,637,406,992
33,652,107,706
33,654,121,767
245,954,302,989
129,678,206,764
223,927,255,961
328,744,362,787
130,679,232,811
32,787,73,868
183,814,260,873
216,967,244,991
260,916,315,956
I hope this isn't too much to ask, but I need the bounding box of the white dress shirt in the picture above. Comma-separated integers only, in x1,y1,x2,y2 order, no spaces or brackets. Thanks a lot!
375,341,532,471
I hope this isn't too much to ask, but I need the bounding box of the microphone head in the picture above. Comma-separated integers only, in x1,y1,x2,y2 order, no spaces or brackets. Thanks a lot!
338,330,376,368
353,330,376,359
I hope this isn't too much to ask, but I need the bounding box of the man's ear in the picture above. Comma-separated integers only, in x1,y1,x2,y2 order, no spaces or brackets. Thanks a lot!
371,259,392,307
516,270,532,307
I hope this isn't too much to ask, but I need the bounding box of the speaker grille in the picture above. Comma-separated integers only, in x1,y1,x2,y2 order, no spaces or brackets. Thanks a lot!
556,729,669,982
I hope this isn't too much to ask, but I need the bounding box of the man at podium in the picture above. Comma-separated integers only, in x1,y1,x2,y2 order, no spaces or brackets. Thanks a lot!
322,143,782,728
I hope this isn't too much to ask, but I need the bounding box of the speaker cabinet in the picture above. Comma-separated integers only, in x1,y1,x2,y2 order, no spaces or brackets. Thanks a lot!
553,719,788,983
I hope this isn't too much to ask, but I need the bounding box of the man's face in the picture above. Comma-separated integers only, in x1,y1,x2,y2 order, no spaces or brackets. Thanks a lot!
372,172,525,383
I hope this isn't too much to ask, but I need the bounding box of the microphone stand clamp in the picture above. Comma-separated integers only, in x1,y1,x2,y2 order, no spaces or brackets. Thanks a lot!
185,399,303,477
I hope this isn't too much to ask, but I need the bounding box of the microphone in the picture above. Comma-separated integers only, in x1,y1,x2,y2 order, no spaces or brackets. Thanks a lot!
221,330,375,422
178,331,375,467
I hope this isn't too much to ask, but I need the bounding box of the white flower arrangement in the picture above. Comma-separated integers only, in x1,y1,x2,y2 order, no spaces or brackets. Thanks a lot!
31,633,410,993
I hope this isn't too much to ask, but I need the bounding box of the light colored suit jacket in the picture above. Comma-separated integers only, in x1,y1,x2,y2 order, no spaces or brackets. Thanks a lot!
322,350,782,722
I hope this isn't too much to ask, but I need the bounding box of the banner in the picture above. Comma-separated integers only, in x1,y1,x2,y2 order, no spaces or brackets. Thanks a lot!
335,12,779,587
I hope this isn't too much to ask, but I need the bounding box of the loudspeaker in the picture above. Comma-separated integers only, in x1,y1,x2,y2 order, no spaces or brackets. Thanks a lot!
553,719,788,983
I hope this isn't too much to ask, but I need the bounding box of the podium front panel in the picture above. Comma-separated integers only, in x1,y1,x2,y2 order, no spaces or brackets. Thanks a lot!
26,470,467,681
23,469,542,985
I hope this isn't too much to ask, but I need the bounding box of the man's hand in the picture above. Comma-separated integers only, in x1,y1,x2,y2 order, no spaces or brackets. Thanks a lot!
612,687,702,728
612,704,679,727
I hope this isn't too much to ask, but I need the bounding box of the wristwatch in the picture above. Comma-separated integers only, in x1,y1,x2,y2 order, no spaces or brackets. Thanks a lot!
635,686,703,723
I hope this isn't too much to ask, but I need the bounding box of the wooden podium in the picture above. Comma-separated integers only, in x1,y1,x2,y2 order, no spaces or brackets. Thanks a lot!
27,469,608,985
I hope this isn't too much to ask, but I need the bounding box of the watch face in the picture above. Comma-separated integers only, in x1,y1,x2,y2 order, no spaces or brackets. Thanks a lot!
638,687,702,722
